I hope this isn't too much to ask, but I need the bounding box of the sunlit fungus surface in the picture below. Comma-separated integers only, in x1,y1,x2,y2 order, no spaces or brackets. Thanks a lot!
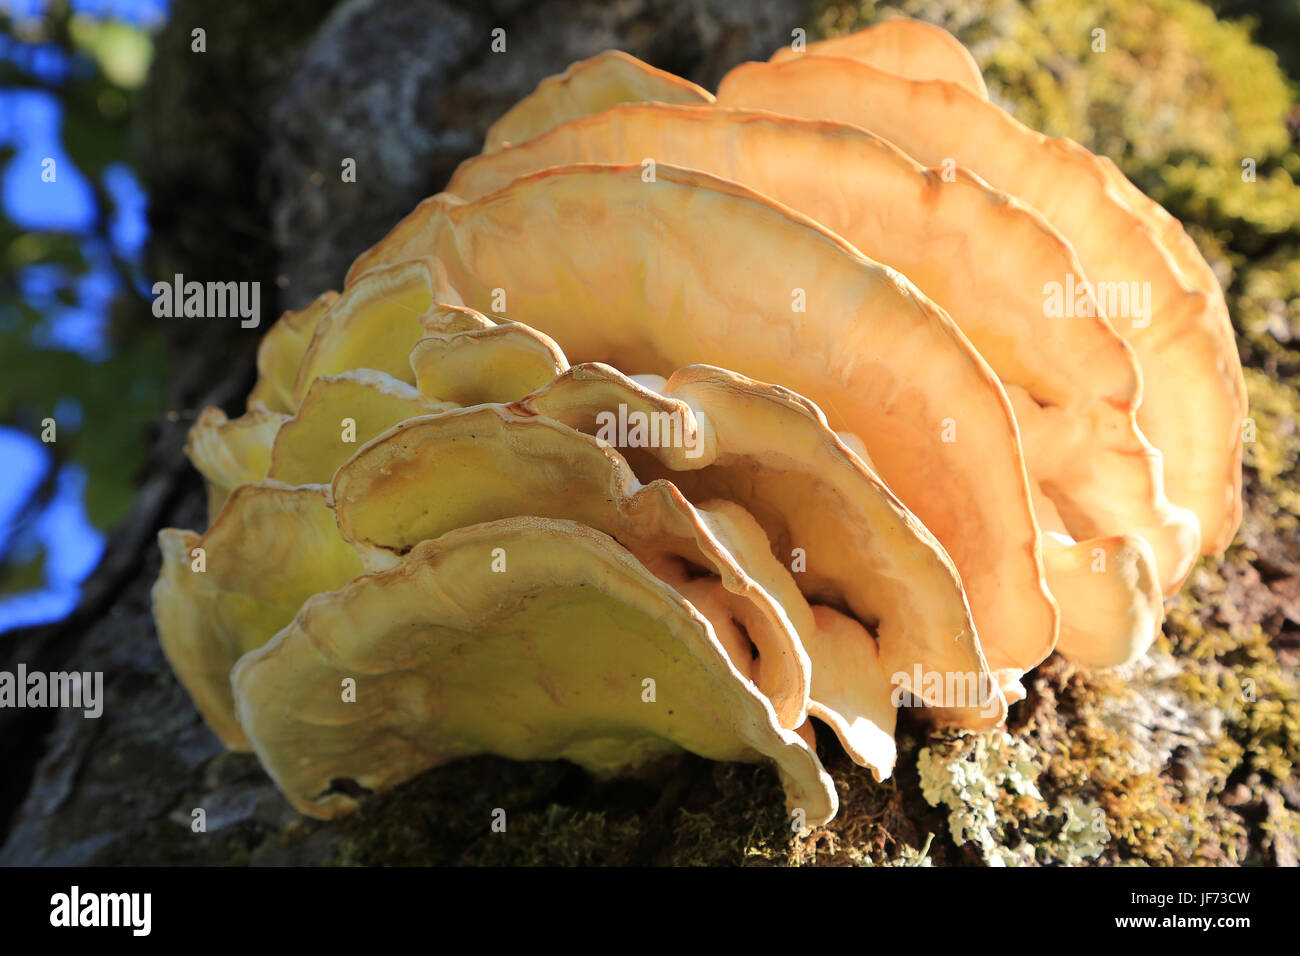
152,19,1245,829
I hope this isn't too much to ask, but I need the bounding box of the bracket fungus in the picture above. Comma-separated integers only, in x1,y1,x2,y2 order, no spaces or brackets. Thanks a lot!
482,49,715,154
716,43,1245,557
772,17,988,101
232,518,835,823
153,20,1244,829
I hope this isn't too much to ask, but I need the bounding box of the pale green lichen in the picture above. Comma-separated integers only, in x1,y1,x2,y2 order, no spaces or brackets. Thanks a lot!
1047,795,1111,862
917,732,1046,866
916,729,1139,865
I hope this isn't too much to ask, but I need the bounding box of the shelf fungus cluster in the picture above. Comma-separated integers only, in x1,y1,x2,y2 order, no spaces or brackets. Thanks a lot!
152,19,1245,827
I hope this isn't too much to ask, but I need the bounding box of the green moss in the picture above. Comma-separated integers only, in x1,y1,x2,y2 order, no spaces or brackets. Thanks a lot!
1260,802,1300,867
1159,162,1300,252
1242,370,1300,520
330,757,580,866
813,0,1293,171
1012,663,1205,864
460,806,644,867
786,736,949,866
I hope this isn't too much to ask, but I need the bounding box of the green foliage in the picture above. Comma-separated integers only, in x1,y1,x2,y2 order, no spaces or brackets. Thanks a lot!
1,4,171,579
0,303,168,527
